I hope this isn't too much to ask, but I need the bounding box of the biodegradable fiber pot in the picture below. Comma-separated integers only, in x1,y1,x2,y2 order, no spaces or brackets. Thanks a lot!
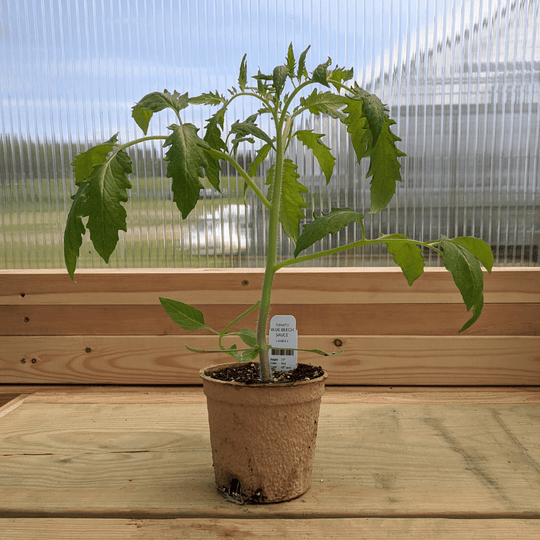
200,362,328,504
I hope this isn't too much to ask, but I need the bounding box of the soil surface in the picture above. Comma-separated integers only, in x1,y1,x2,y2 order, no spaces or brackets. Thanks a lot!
206,362,325,384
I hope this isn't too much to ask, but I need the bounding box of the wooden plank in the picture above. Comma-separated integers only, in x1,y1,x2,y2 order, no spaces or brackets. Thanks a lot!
1,518,539,539
1,335,539,385
2,267,538,306
3,302,540,336
15,387,540,404
1,397,539,518
2,387,540,409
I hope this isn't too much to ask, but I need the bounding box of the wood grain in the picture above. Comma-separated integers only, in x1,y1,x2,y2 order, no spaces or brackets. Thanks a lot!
1,518,539,539
1,335,539,385
2,268,539,306
1,395,539,519
3,302,540,336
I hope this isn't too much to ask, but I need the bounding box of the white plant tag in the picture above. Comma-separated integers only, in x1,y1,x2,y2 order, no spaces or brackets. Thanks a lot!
269,315,298,372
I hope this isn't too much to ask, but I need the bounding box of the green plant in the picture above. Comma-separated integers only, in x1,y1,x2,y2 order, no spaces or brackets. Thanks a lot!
64,45,493,382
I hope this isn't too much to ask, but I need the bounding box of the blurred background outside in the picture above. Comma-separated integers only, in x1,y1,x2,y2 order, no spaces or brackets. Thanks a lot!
1,0,539,269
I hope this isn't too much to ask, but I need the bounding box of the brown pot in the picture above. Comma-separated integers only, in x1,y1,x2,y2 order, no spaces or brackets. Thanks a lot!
199,362,328,504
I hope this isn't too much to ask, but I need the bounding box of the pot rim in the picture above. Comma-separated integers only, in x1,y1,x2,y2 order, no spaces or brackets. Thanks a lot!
199,361,328,388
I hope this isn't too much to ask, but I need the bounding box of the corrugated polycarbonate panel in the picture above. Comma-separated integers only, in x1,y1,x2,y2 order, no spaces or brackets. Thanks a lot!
1,0,539,269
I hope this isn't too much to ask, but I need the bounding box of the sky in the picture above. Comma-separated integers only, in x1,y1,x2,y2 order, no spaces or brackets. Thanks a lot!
0,0,460,141
1,0,538,145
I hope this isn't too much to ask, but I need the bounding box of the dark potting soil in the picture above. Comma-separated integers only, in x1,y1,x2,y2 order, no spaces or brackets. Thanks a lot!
206,362,324,384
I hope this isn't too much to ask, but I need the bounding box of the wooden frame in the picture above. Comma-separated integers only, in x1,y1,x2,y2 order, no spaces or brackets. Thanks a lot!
1,267,539,396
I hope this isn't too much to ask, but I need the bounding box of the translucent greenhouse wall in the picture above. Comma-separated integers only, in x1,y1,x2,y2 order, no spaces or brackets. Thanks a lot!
1,0,539,269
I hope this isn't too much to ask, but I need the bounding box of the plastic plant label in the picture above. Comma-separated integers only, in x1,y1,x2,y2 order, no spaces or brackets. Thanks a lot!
269,315,298,372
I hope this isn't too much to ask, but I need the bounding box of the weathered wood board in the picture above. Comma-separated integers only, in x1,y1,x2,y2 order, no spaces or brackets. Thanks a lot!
1,517,539,539
1,392,539,519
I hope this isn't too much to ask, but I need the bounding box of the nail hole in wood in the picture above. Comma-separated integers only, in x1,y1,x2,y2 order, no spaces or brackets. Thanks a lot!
85,347,92,353
334,339,343,347
241,280,249,286
23,317,30,322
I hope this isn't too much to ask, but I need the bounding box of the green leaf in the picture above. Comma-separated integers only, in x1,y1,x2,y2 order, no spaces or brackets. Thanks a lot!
241,347,260,362
230,118,274,147
351,87,387,143
458,294,485,333
453,237,494,272
299,90,345,119
367,117,406,214
235,328,258,348
328,66,354,90
132,90,189,134
384,234,425,286
285,43,296,74
189,91,226,106
312,57,332,87
273,65,289,96
164,123,208,218
278,159,308,243
238,53,248,90
441,238,484,312
297,45,311,81
248,143,272,177
131,106,154,135
295,208,364,257
159,297,208,331
71,135,118,184
295,130,336,183
84,149,132,264
63,181,89,280
342,98,372,162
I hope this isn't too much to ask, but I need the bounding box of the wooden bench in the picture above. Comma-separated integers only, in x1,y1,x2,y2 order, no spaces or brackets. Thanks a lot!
1,267,539,537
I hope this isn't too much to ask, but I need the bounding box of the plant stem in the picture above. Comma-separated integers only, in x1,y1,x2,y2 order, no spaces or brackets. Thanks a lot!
274,236,444,271
256,114,288,382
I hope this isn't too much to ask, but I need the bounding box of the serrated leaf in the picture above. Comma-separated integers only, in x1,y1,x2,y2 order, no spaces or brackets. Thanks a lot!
441,238,484,312
367,117,406,214
453,237,494,272
63,181,89,280
312,57,332,87
238,53,248,90
159,297,208,331
164,123,208,218
328,66,354,90
248,143,272,177
299,90,345,119
189,91,226,106
84,149,132,264
132,90,189,133
286,43,296,73
384,234,425,286
278,159,308,243
71,135,118,184
204,109,227,151
351,87,387,143
342,97,372,162
230,118,274,147
295,208,364,257
297,45,311,81
295,130,336,183
273,65,289,96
